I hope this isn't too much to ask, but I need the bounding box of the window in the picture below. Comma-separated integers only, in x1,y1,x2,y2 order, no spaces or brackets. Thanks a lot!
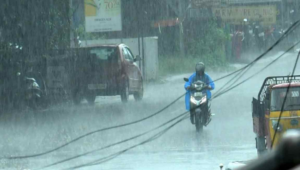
270,87,300,111
125,48,135,61
122,47,134,62
89,47,117,61
86,47,119,71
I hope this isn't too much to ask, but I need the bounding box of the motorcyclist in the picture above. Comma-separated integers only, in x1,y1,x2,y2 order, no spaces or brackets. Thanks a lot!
184,62,215,124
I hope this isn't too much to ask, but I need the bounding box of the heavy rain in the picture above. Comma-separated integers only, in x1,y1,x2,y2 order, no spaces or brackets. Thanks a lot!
1,0,300,170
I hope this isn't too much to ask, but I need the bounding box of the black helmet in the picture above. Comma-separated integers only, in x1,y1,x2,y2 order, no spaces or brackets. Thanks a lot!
195,62,205,76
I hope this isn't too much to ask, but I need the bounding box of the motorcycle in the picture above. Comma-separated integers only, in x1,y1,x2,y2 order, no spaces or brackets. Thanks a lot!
14,71,44,110
184,78,211,132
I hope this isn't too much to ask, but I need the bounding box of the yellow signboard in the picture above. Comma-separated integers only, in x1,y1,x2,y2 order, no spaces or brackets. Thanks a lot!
85,0,97,16
212,5,277,25
84,0,122,32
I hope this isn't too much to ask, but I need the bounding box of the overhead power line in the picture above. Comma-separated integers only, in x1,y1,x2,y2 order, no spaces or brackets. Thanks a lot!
213,20,300,97
38,111,189,169
60,41,300,170
213,64,252,97
1,93,185,160
62,115,190,170
3,18,300,161
271,50,300,148
213,40,300,100
39,40,300,170
210,19,300,84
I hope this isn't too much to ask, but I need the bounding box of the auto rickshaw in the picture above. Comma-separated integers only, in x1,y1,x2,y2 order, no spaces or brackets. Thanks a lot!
252,75,300,155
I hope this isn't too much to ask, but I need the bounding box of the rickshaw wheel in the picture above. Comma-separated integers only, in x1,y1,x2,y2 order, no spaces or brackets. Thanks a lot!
256,136,267,156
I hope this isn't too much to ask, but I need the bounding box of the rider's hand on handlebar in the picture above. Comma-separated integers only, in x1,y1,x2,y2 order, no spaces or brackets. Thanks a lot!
186,85,195,90
206,85,212,90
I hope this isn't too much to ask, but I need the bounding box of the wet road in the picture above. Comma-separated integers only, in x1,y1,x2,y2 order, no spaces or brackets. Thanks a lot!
0,51,299,170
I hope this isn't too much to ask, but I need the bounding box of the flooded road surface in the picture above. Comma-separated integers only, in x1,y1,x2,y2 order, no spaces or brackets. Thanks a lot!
0,51,299,170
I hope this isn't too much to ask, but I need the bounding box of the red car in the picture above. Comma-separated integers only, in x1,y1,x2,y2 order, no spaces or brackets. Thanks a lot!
72,44,143,104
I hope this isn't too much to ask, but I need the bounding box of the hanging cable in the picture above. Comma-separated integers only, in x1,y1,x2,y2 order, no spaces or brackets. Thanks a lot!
271,50,300,148
213,63,252,97
213,41,300,100
61,115,190,170
39,40,300,170
0,93,185,160
3,18,300,161
213,20,300,97
38,111,189,169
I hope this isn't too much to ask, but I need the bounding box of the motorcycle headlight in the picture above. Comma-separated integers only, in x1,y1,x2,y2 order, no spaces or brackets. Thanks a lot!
272,120,283,132
190,96,199,105
200,95,207,104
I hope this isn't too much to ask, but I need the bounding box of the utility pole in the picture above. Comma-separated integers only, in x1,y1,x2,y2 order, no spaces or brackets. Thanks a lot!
140,0,145,79
120,0,123,43
70,0,75,48
178,0,185,58
296,0,299,21
165,0,187,57
281,1,284,28
137,0,141,69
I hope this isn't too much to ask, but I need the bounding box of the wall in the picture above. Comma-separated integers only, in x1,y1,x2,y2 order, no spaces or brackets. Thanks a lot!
80,37,158,80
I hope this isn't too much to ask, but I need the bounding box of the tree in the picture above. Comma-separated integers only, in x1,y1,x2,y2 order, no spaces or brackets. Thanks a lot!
0,0,71,56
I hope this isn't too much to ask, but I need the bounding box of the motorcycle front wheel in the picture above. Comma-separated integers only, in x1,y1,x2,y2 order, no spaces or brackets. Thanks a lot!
195,113,203,132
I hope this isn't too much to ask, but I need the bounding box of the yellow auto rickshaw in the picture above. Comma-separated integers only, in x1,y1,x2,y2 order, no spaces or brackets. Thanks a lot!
252,75,300,155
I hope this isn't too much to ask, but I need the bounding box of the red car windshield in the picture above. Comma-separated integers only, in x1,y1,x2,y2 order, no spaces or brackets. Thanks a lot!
271,87,300,111
89,47,118,62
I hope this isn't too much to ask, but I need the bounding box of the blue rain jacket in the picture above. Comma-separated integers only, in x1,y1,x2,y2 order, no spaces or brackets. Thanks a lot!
184,73,215,110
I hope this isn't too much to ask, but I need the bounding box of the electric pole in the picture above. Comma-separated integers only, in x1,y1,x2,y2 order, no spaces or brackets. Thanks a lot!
178,0,186,58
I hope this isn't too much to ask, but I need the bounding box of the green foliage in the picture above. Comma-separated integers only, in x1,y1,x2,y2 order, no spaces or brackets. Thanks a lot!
0,0,70,55
158,56,198,77
186,20,230,68
158,55,233,77
158,19,231,77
